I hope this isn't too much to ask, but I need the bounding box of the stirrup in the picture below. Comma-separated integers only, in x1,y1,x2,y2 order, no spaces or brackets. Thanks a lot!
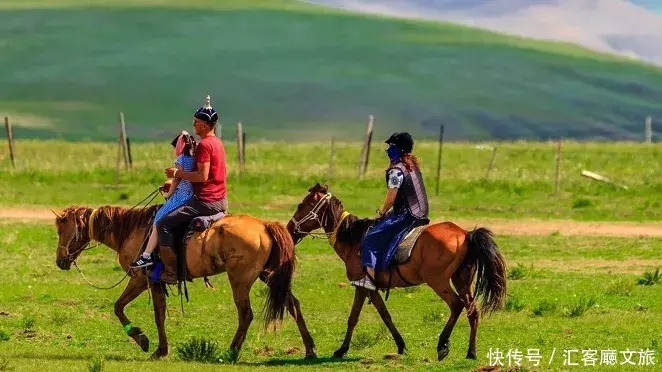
350,277,376,291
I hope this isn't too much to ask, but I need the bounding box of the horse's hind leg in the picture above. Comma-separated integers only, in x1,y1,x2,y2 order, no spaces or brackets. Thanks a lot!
367,290,406,354
114,275,149,352
333,287,369,358
426,275,464,361
286,291,317,359
452,264,478,359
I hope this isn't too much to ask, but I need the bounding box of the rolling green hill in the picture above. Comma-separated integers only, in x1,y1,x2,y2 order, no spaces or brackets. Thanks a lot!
1,0,661,142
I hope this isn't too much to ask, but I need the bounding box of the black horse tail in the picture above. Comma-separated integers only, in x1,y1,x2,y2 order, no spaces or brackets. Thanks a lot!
465,227,507,315
262,221,297,328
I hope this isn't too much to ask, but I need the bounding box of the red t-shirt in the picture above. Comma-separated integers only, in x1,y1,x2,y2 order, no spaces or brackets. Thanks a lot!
194,135,227,202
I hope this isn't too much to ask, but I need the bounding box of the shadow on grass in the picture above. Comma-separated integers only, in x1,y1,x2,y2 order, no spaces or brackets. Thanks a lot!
2,352,138,362
244,356,361,367
5,352,362,367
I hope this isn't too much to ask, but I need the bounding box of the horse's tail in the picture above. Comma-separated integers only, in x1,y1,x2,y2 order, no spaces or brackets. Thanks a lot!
262,221,296,327
465,227,507,315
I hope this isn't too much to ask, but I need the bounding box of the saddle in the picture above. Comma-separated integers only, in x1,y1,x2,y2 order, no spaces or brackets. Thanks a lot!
184,211,227,243
176,211,227,280
148,211,227,285
368,217,430,301
391,217,430,265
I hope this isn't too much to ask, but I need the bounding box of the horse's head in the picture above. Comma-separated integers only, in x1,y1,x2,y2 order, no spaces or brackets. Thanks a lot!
53,206,91,270
287,182,333,244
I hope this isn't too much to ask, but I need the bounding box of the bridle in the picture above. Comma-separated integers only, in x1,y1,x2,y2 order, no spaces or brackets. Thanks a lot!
290,193,333,238
57,189,160,262
57,209,105,262
58,220,92,262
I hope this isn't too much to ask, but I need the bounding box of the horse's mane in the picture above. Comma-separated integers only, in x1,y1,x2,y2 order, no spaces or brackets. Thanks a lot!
329,196,375,246
89,205,159,243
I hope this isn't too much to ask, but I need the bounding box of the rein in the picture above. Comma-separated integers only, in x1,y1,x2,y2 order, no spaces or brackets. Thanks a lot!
291,192,413,299
62,188,161,290
328,211,351,247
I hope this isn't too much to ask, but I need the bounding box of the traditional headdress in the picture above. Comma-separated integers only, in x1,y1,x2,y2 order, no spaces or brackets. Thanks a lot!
193,95,218,124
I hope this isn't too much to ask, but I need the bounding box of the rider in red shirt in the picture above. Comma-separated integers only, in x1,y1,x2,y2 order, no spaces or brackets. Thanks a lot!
153,95,228,284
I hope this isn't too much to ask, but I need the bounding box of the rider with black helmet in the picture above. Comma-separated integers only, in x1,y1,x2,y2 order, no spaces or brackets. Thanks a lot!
351,132,430,291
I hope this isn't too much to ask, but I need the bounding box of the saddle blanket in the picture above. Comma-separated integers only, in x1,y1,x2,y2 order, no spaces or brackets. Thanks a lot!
393,225,428,264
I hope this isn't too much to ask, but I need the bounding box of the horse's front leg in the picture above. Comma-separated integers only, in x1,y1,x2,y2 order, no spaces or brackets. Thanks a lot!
149,282,169,359
114,275,149,352
334,287,369,358
368,290,407,354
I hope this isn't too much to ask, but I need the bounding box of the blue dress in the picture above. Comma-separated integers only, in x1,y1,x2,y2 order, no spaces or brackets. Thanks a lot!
361,166,419,271
361,212,418,271
154,154,196,224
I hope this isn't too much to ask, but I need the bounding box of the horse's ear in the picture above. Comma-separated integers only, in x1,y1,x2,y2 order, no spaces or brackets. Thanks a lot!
308,182,323,193
320,183,329,194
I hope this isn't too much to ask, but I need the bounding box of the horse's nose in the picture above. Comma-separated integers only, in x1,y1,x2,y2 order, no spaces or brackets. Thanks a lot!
56,258,70,270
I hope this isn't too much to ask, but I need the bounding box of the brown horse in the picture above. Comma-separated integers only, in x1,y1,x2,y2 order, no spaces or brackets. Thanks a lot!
53,204,317,360
287,183,507,361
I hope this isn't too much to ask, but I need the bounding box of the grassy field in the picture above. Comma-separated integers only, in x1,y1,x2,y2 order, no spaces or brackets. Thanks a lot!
1,140,660,221
0,222,659,371
1,0,662,141
0,139,659,370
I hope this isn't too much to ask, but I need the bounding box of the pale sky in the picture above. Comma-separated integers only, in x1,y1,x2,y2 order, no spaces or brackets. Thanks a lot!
303,0,662,65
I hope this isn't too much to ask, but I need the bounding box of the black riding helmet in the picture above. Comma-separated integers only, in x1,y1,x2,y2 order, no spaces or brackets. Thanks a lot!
385,132,414,153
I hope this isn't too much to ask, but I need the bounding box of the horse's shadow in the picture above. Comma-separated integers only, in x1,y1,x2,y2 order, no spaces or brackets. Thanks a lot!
243,356,361,367
5,352,139,362
10,352,361,366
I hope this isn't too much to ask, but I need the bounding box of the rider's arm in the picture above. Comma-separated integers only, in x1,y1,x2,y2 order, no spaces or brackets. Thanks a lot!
174,162,209,183
164,165,183,199
377,168,404,216
378,188,398,216
167,142,211,182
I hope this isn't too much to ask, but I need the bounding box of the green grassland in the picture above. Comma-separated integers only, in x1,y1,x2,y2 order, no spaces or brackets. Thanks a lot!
0,223,659,371
1,0,661,141
1,140,660,221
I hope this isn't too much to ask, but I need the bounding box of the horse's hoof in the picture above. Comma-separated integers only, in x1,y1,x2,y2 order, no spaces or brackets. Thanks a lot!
466,352,477,360
437,347,450,361
150,347,168,360
137,333,150,352
398,346,407,355
305,351,318,360
333,347,348,359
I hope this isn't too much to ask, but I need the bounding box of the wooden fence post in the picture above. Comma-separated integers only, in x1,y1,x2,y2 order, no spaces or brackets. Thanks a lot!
645,116,652,144
485,146,497,179
119,112,130,170
236,122,244,172
435,124,445,196
4,117,15,169
242,131,246,169
126,137,133,168
358,115,374,179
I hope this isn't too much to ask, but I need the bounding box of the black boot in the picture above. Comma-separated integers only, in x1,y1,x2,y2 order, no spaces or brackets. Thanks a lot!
158,245,178,284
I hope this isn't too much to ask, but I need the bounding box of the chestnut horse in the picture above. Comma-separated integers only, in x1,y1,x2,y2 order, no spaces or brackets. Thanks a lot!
287,183,506,361
54,204,317,359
